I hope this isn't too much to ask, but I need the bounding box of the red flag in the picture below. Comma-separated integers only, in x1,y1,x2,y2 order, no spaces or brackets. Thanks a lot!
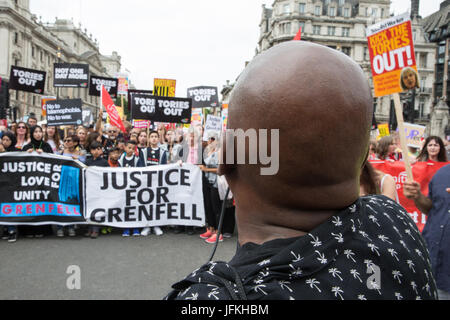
101,85,126,133
293,27,302,41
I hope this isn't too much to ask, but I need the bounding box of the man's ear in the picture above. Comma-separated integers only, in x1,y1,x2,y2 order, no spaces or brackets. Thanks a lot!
218,130,236,176
361,147,370,169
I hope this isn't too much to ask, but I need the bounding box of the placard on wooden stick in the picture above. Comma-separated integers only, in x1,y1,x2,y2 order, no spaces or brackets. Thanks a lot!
367,12,418,181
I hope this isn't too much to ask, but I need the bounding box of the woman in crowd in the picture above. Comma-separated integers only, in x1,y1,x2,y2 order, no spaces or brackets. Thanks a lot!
13,121,30,150
1,131,19,243
376,136,399,161
21,126,53,238
199,138,223,243
368,140,378,160
416,136,448,162
1,131,19,152
137,130,148,150
76,126,89,153
157,124,167,146
360,161,398,202
161,130,179,163
23,126,53,154
45,126,63,154
60,135,86,163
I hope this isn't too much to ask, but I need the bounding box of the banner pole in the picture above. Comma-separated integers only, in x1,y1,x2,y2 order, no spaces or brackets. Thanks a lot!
121,94,124,121
393,93,413,182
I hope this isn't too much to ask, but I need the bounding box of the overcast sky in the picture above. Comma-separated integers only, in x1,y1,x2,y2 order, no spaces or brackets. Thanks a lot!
29,0,441,97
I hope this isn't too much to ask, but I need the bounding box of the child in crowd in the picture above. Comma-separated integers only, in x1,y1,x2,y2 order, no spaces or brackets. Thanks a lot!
140,131,168,237
116,138,126,155
118,140,144,237
108,147,122,168
84,141,110,239
118,140,144,168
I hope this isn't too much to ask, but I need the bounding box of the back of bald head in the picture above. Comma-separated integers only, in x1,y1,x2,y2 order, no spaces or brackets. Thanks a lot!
224,41,373,210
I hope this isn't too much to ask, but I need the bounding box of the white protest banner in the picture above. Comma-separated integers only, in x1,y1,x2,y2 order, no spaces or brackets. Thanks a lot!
403,123,426,149
203,115,222,141
84,164,205,228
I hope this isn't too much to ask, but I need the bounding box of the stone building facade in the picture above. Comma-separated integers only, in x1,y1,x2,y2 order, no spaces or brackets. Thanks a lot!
0,0,121,121
423,0,450,139
223,0,436,128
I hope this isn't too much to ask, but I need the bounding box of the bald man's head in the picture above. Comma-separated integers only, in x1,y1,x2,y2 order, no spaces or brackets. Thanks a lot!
222,41,373,211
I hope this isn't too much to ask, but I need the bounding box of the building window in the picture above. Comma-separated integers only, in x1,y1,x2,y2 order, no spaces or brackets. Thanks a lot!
372,8,377,17
313,25,321,35
31,46,35,58
315,6,321,16
381,8,385,18
299,21,305,30
299,3,305,14
339,0,345,5
342,47,351,56
329,7,336,17
343,7,350,17
14,32,19,45
364,47,369,61
365,7,369,17
420,53,428,68
283,3,290,14
328,26,336,36
279,22,291,35
342,27,350,37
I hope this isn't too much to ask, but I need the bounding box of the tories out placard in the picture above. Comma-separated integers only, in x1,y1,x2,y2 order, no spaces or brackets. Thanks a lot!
84,164,205,228
367,13,418,97
187,86,219,109
0,153,85,226
131,94,192,124
54,63,89,88
9,66,46,94
89,75,118,98
46,99,83,127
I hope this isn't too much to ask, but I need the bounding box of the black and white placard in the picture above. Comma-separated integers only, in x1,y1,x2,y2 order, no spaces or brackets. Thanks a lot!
54,63,89,88
46,99,83,127
131,94,192,124
9,66,46,94
187,86,219,109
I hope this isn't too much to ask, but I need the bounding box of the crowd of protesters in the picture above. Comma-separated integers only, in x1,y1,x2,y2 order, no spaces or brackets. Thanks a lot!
0,112,236,243
1,115,450,299
361,133,449,202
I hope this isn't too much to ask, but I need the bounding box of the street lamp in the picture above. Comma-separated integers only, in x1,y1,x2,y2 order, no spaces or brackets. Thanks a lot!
56,47,61,100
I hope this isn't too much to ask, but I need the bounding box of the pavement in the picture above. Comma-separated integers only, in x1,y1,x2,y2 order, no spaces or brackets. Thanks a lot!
0,227,238,300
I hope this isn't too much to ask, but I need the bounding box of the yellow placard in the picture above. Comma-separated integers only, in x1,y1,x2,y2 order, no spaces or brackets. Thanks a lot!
154,79,176,97
377,123,390,140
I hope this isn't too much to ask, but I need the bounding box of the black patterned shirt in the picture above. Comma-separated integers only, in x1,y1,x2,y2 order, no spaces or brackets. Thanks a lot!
166,195,438,300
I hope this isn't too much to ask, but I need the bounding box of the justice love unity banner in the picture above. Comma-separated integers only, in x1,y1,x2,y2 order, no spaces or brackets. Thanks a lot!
0,153,85,226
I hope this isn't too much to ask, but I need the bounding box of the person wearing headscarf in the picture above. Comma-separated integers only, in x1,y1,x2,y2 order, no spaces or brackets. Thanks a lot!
1,131,19,152
22,126,53,154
